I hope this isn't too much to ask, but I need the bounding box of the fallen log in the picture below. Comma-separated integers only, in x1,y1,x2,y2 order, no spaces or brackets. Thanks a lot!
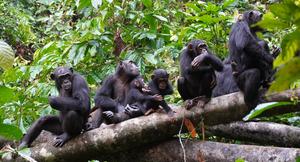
207,121,300,147
97,139,300,162
4,89,300,162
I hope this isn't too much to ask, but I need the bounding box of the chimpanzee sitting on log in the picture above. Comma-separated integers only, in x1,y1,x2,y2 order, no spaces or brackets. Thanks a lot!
144,69,175,116
87,60,141,128
228,10,275,108
19,67,90,148
177,39,224,109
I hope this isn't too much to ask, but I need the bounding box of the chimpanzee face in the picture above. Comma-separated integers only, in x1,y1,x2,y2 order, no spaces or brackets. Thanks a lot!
188,40,208,57
157,78,168,90
119,60,140,77
51,67,73,91
152,69,169,90
247,10,263,25
134,78,146,89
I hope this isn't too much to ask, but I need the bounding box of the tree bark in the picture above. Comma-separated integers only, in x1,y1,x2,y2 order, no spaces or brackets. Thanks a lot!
4,89,300,162
97,139,300,162
207,121,300,147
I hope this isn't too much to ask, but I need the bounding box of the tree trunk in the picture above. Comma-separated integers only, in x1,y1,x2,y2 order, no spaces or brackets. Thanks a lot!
97,139,300,162
4,89,300,162
207,121,300,147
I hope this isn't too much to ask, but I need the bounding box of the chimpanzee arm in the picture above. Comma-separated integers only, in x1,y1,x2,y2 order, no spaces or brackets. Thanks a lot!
94,75,118,111
235,24,273,64
130,89,157,101
245,42,274,64
159,100,172,113
204,54,224,72
49,96,83,111
186,65,213,74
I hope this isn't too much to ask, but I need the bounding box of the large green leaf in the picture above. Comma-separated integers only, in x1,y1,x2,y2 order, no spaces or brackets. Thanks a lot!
0,86,15,104
0,123,23,140
141,0,152,8
244,102,294,121
274,30,300,67
0,41,14,70
270,58,300,92
257,12,290,31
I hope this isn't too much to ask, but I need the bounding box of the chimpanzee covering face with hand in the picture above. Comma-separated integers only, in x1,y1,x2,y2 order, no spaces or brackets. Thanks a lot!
19,67,90,148
177,39,223,109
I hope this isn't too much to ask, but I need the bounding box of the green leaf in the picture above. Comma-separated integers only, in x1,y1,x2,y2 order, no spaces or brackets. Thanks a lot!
244,102,294,121
222,0,236,8
270,58,300,92
153,15,168,22
269,3,293,22
141,0,152,8
0,86,14,104
77,0,92,10
91,0,102,9
257,12,290,30
185,2,201,13
0,123,23,140
274,30,300,67
0,41,14,70
144,53,157,64
235,158,245,162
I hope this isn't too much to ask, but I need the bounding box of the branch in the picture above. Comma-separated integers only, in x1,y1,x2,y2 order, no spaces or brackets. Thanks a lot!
96,139,300,162
207,121,300,147
5,89,300,162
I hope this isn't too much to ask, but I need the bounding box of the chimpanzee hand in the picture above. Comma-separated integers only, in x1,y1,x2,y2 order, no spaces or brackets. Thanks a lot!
125,104,142,117
272,47,281,58
263,53,274,64
153,94,163,101
53,133,71,147
191,53,207,69
103,111,114,119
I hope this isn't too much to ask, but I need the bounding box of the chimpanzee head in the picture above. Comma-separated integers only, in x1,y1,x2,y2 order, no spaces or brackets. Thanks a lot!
187,40,208,58
243,10,263,25
151,69,169,90
50,67,73,91
117,60,140,78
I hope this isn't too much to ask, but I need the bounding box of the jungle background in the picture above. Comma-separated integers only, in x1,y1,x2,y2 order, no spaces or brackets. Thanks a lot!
0,0,300,161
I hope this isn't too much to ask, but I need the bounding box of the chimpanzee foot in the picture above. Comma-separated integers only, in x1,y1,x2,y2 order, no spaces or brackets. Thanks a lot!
53,133,71,147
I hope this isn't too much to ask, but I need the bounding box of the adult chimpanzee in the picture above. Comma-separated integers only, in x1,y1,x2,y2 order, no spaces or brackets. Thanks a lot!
87,60,141,129
19,67,90,148
177,39,224,109
229,10,274,108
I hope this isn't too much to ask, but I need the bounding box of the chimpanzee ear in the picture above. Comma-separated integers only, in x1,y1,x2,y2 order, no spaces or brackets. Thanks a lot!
249,11,254,17
188,43,193,51
69,67,73,73
50,73,56,80
151,74,155,80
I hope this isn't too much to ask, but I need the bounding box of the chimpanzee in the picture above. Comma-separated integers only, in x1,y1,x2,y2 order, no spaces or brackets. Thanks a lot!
177,39,224,108
229,10,274,108
19,67,90,148
87,60,141,129
102,77,163,123
212,58,240,97
145,69,175,116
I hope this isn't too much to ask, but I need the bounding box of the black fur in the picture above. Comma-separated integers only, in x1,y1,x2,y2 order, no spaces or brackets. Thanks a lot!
19,67,90,148
89,60,140,127
228,10,274,108
177,39,223,104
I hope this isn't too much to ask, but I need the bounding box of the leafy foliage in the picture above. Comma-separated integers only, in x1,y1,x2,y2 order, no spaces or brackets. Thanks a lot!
258,0,300,92
0,41,14,70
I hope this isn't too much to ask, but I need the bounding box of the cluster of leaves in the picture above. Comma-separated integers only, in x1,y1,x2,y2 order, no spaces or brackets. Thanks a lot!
257,0,300,92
